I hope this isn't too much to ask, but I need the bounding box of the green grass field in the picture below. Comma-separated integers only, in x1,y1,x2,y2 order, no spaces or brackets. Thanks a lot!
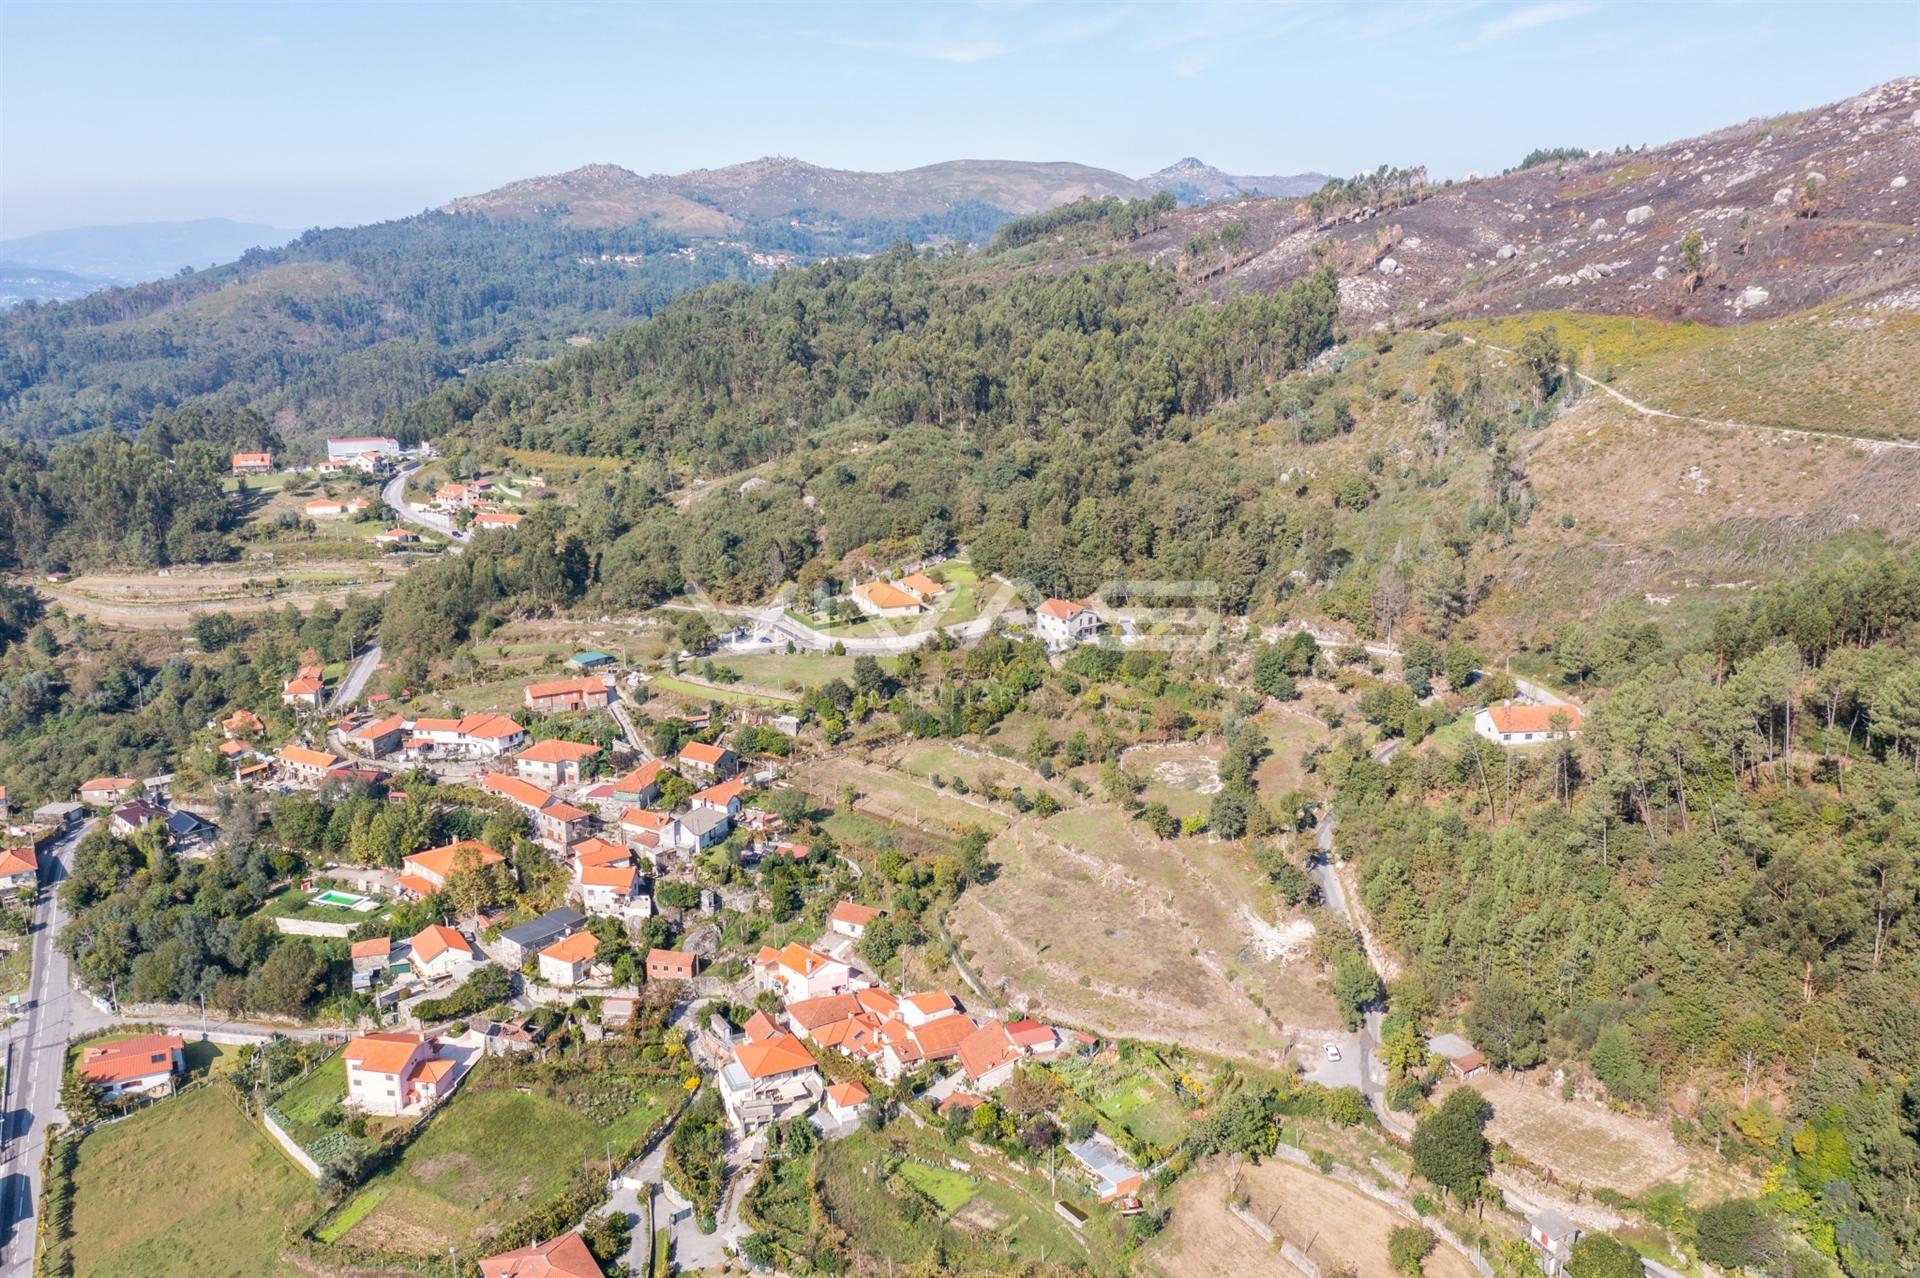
69,1085,316,1277
327,1070,668,1260
649,673,788,708
270,1055,347,1147
896,1160,976,1215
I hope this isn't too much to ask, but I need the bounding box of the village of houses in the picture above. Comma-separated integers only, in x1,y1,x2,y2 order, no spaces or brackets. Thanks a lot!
0,431,1608,1278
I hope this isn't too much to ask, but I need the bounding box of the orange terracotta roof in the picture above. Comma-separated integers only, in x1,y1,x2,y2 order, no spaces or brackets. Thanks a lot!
350,714,408,740
80,777,136,793
908,1012,978,1059
541,932,599,964
525,675,608,699
692,778,748,807
611,760,663,792
743,1010,781,1042
1486,702,1583,734
811,1012,885,1052
457,712,526,739
572,837,630,867
756,942,838,978
277,744,341,770
1037,597,1086,620
217,739,250,756
283,675,324,695
620,807,670,830
646,948,697,979
958,1020,1022,1081
396,873,439,898
80,1033,184,1085
898,573,943,597
414,1057,457,1084
853,580,922,611
473,511,523,527
404,840,504,880
678,741,731,767
734,1030,816,1080
345,1031,429,1076
826,1081,870,1107
829,900,880,928
231,451,272,467
479,1231,603,1278
516,738,600,764
542,800,589,824
409,924,472,964
482,772,558,809
0,847,39,878
223,709,264,733
579,864,638,890
350,937,392,960
904,990,957,1017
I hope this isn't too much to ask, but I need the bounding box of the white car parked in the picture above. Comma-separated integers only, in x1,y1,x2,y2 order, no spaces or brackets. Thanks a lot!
1323,1043,1342,1062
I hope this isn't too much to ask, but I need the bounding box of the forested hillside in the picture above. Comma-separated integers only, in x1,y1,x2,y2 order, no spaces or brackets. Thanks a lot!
1335,557,1920,1276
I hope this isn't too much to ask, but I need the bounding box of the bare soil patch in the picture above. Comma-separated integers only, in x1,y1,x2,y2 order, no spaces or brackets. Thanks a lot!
1151,1158,1479,1278
1448,1072,1692,1196
948,804,1337,1068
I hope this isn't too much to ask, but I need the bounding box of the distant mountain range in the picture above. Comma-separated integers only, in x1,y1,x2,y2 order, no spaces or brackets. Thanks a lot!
0,218,300,304
442,155,1328,233
1137,157,1329,204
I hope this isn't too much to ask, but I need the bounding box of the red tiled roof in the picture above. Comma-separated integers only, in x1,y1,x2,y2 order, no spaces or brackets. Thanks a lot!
1037,598,1086,620
853,581,922,611
611,760,663,793
646,948,697,979
829,900,880,928
693,778,749,807
350,714,407,740
958,1020,1021,1082
404,840,504,880
826,1081,870,1107
0,846,40,878
479,1231,603,1278
409,924,472,964
734,1029,816,1080
80,1034,184,1085
1486,703,1583,734
517,738,601,764
678,742,731,767
345,1031,429,1076
541,932,599,964
277,744,341,770
525,675,608,699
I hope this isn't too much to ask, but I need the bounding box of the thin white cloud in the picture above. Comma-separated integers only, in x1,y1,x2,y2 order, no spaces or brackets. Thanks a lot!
1456,1,1592,51
834,35,1009,64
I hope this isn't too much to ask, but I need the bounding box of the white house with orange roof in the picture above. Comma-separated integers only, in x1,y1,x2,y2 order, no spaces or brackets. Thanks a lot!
876,1007,977,1080
281,672,325,709
690,776,749,817
79,1033,185,1099
781,988,898,1048
753,942,854,1002
822,1080,871,1125
957,1019,1024,1091
677,741,738,779
608,760,663,807
344,1031,457,1117
479,1232,605,1278
523,675,611,713
827,900,881,940
896,572,947,605
77,776,139,807
851,579,925,619
0,846,40,891
276,744,342,786
1035,598,1099,649
538,931,600,987
408,923,482,979
230,450,274,475
481,772,590,849
347,714,409,758
407,712,527,758
400,840,505,897
717,1020,823,1133
1473,701,1583,747
514,738,600,788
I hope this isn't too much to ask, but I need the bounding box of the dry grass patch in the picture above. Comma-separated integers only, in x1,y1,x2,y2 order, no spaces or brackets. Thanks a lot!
1151,1157,1479,1278
1448,1073,1692,1196
949,805,1337,1068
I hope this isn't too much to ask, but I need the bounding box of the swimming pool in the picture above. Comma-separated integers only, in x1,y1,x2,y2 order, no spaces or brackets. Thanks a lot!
313,889,379,912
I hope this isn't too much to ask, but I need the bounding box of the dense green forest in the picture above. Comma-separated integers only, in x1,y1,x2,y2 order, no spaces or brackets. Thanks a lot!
1336,555,1920,1278
397,242,1340,610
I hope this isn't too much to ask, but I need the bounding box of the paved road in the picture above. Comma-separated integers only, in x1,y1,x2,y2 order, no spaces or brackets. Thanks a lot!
328,642,383,713
382,467,462,544
0,821,111,1278
1303,810,1387,1111
608,698,654,759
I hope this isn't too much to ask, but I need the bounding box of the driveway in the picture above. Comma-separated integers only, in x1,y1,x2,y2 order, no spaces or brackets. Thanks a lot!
1307,811,1387,1112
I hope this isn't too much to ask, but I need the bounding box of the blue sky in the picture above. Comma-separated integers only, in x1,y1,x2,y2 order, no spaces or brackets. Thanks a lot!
2,0,1913,236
